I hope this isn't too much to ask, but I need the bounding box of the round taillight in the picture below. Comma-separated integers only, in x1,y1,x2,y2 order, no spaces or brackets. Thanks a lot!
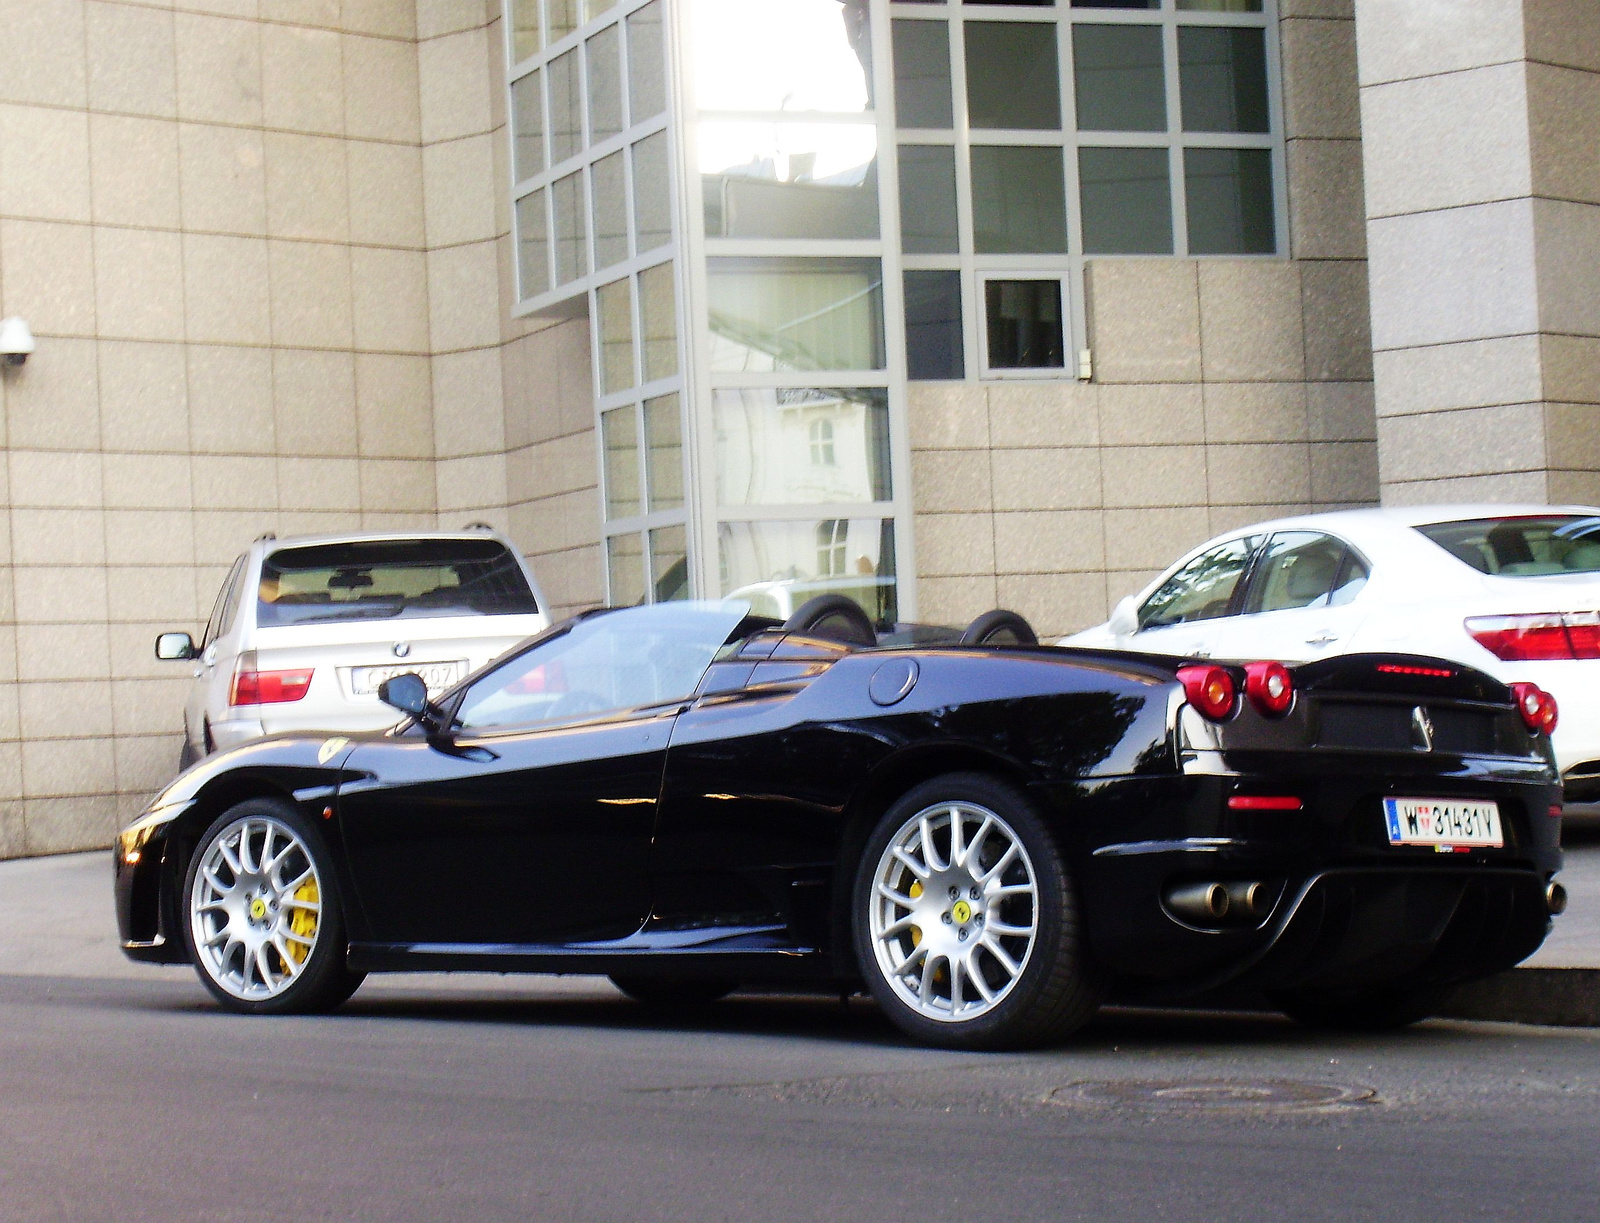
1244,660,1294,717
1511,681,1559,735
1177,664,1237,722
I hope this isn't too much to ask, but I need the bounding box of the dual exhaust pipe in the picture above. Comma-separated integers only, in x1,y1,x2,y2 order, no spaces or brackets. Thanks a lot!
1165,880,1274,927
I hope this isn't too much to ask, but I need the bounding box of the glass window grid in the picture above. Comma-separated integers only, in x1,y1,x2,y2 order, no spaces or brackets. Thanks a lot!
888,0,1283,381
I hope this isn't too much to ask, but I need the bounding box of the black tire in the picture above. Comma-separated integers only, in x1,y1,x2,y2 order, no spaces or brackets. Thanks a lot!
1269,983,1444,1032
177,738,199,772
960,609,1039,646
609,976,738,1007
852,773,1101,1050
181,798,365,1015
782,594,877,646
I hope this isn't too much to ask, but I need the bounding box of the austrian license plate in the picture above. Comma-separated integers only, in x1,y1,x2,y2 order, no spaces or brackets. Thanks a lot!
1383,797,1503,850
350,661,466,696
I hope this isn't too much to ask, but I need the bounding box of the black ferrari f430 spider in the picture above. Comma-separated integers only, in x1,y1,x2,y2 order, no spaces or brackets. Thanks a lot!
117,596,1567,1048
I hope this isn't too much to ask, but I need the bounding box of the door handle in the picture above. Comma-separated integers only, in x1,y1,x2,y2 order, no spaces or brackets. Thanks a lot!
1304,631,1339,646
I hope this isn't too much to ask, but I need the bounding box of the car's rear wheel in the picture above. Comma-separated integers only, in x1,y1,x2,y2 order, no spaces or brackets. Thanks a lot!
609,976,738,1007
1269,983,1444,1031
853,773,1100,1050
182,799,365,1014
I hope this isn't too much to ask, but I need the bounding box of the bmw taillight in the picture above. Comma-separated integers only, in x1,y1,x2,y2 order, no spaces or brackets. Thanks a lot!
230,652,314,705
1177,664,1237,722
1243,660,1294,717
1466,612,1600,660
1510,681,1559,735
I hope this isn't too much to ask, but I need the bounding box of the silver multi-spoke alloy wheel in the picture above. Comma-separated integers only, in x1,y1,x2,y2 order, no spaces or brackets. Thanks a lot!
868,800,1039,1024
189,814,323,1002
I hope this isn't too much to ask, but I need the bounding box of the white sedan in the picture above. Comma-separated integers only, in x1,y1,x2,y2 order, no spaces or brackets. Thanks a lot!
1066,505,1600,818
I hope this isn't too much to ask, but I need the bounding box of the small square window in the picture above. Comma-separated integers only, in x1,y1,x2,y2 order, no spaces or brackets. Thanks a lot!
985,280,1064,370
510,0,541,64
892,19,953,129
1184,147,1275,253
970,146,1067,254
638,261,677,381
627,2,667,121
632,131,671,253
1177,0,1261,10
898,146,959,254
644,393,683,512
601,407,641,519
650,525,689,602
1071,0,1158,7
905,270,964,381
548,0,580,44
515,189,549,298
1073,25,1165,132
1079,146,1172,253
552,171,587,283
597,278,635,394
548,49,583,164
607,532,645,605
1179,27,1269,133
587,25,624,144
965,23,1061,130
511,69,544,182
591,151,628,271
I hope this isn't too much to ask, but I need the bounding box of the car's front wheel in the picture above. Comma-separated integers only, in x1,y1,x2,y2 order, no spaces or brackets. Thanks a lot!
853,773,1101,1050
182,799,365,1014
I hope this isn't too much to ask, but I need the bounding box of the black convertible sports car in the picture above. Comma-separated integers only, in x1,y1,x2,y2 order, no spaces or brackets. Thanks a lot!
117,596,1568,1049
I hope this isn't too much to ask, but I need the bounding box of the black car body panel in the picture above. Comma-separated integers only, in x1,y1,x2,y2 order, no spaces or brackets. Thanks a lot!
116,606,1563,1002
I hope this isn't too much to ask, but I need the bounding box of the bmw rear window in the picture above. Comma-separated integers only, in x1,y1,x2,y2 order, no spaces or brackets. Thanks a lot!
258,539,539,626
1415,515,1600,577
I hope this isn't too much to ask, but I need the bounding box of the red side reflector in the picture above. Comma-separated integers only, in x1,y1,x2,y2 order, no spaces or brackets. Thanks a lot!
1550,804,1564,818
230,668,314,705
1510,681,1559,734
1228,795,1303,811
1375,663,1454,679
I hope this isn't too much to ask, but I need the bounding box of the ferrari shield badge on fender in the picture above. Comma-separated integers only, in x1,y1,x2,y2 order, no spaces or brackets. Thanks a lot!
317,737,349,765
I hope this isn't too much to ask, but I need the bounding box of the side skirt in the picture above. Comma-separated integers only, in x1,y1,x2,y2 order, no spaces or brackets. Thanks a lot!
346,943,833,980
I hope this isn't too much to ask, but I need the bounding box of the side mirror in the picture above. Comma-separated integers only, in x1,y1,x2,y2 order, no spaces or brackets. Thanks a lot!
155,631,198,661
1108,596,1140,637
378,672,449,737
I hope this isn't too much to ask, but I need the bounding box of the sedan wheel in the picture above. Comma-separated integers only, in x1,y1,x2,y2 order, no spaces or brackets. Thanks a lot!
855,774,1101,1050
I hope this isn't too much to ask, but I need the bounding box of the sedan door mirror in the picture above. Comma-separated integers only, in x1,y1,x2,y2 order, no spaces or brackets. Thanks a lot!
155,631,198,661
1108,596,1139,637
379,673,450,737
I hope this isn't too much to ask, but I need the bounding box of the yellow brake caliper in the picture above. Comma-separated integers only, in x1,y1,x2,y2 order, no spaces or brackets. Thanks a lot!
287,878,319,964
908,879,923,947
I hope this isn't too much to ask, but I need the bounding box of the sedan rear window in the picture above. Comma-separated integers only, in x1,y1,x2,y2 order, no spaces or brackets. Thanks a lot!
1415,516,1600,577
258,539,539,626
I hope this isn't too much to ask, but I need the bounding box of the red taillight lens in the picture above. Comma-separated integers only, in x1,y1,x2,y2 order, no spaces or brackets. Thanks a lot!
1510,681,1559,734
1177,664,1237,721
1466,612,1600,660
1243,660,1294,717
230,667,314,705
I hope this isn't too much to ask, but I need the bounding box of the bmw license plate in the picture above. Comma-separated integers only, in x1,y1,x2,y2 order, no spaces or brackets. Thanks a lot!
1383,797,1503,850
350,661,466,696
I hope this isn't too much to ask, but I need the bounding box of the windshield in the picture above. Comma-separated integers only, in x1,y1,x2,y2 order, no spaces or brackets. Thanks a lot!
454,600,753,731
1415,516,1600,577
258,539,539,626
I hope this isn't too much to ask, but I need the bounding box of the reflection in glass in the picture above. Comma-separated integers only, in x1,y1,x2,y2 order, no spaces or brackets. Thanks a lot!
548,0,580,44
892,19,952,129
970,146,1066,254
591,151,628,270
549,50,583,163
511,0,541,63
638,262,677,382
905,270,963,380
644,394,684,511
1179,27,1269,133
607,532,645,606
1079,146,1172,253
511,69,544,182
597,278,634,394
700,122,878,240
515,189,549,298
649,525,689,601
985,280,1064,369
713,387,890,507
719,518,897,625
552,171,587,283
965,23,1060,130
628,2,666,121
633,131,671,252
1073,25,1165,132
707,258,886,373
1071,0,1158,7
587,25,624,144
602,405,640,518
691,0,872,114
1185,147,1274,253
585,0,616,19
898,145,958,254
1178,0,1262,10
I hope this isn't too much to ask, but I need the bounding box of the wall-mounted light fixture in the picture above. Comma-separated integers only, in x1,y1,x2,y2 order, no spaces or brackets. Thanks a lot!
0,317,36,366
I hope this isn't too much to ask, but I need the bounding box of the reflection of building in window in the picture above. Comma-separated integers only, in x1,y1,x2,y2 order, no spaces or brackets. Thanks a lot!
817,519,849,576
809,418,836,466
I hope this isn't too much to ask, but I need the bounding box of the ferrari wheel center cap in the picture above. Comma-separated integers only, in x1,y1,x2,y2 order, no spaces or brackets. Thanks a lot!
951,900,973,925
249,896,268,921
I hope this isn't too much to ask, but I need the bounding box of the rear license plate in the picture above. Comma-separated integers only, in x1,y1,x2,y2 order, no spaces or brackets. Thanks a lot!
350,661,466,696
1383,798,1503,850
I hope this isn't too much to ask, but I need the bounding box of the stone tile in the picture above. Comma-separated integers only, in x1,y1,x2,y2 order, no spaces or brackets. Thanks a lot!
423,134,499,247
12,680,90,741
0,105,91,222
1207,442,1313,505
1084,261,1201,384
184,0,260,17
1544,402,1600,472
432,347,507,457
1097,384,1204,445
174,12,264,126
103,453,191,509
348,141,427,249
94,228,185,342
993,510,1104,574
359,459,436,513
1282,0,1352,17
9,451,99,512
1307,382,1378,442
1301,260,1374,382
1103,506,1212,571
344,33,422,144
989,448,1100,511
13,568,109,625
106,566,196,624
188,346,275,454
436,453,508,512
351,247,430,353
1376,404,1547,482
4,338,100,451
15,623,111,681
99,341,189,454
426,240,501,352
90,115,182,229
274,349,358,456
355,354,434,459
362,510,437,532
905,382,988,451
912,513,995,577
1206,503,1310,536
1383,470,1549,505
910,450,992,514
418,0,485,39
0,0,88,108
419,27,494,143
264,132,350,242
987,383,1100,448
277,456,362,512
1371,336,1542,418
343,0,416,39
1531,196,1600,338
1281,18,1361,141
1199,262,1305,382
104,510,195,567
994,572,1106,639
183,233,272,346
1548,469,1600,504
178,122,267,235
1542,334,1600,405
260,0,339,25
24,736,116,797
1524,0,1600,74
1287,139,1366,261
116,733,185,795
913,575,998,631
1310,441,1380,504
86,1,177,117
24,796,122,855
192,454,277,510
1203,382,1309,443
1355,0,1525,88
1528,63,1600,207
261,22,344,135
1101,445,1208,508
0,220,97,337
193,510,274,565
268,241,354,349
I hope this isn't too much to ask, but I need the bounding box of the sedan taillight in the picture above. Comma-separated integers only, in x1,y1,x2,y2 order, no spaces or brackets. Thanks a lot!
1466,611,1600,660
230,652,314,705
1510,681,1559,735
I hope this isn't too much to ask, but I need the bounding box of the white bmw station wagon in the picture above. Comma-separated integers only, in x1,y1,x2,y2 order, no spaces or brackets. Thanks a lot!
156,530,549,769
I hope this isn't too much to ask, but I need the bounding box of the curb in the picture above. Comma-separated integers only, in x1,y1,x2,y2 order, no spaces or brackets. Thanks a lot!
1440,967,1600,1028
